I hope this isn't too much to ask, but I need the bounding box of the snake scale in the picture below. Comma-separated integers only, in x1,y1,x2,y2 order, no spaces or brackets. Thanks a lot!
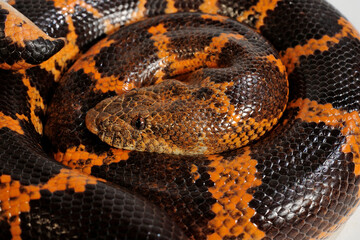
0,0,360,239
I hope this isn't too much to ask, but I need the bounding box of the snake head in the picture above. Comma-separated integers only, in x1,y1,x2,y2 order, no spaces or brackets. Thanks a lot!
85,81,216,155
86,89,159,152
86,71,287,155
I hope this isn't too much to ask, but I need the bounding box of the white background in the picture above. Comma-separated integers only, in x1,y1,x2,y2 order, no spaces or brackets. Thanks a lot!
320,0,360,239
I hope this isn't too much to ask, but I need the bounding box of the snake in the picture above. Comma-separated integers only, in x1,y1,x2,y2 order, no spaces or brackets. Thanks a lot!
0,0,359,239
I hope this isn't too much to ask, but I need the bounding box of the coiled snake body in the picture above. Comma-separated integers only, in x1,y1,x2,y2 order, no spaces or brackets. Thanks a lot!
0,0,359,239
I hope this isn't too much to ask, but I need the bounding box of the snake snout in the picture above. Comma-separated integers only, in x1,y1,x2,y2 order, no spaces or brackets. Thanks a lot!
85,96,119,136
85,95,141,149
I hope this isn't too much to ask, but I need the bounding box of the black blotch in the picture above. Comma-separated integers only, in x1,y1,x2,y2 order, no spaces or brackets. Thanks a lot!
260,0,343,52
289,37,360,112
0,217,11,239
23,37,65,65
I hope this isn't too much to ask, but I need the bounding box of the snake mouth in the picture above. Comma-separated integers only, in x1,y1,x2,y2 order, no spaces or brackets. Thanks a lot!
85,107,100,135
86,107,126,148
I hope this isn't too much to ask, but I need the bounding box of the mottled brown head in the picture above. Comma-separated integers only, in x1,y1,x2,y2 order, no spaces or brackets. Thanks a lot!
85,81,213,155
86,69,288,155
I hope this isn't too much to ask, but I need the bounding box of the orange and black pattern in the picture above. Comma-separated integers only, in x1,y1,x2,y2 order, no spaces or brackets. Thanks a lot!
48,12,289,155
0,0,359,240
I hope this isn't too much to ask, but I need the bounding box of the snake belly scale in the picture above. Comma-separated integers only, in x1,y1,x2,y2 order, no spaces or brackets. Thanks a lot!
0,0,359,240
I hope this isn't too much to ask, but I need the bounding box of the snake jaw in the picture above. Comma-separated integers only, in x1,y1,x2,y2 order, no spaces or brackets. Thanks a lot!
85,107,100,136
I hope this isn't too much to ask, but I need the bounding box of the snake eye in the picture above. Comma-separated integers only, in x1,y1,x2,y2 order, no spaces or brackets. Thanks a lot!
132,116,146,130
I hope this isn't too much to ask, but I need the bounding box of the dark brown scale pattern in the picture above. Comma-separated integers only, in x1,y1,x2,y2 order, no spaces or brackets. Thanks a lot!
44,69,115,152
173,0,205,12
145,0,168,16
95,28,157,82
12,0,69,39
0,0,359,240
166,33,214,61
25,66,61,107
248,114,358,239
260,0,343,52
91,151,218,239
289,37,360,111
0,70,30,118
72,5,103,48
21,183,185,240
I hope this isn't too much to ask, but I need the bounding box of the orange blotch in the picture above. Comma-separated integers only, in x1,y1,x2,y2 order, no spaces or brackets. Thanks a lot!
42,169,99,193
228,117,278,146
199,0,219,14
0,176,40,240
44,169,100,194
0,179,25,240
237,0,280,30
201,14,228,23
131,0,147,21
15,113,28,121
0,112,25,135
7,0,16,5
206,149,265,239
210,33,245,47
266,54,287,75
148,23,168,35
169,33,244,75
0,175,11,183
0,59,30,71
281,17,360,74
103,18,119,35
148,23,170,62
289,98,360,178
165,0,177,14
190,164,200,181
86,63,135,94
54,144,130,174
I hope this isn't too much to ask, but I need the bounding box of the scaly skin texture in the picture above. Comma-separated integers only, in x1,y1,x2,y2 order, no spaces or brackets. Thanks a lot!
81,13,288,155
0,0,360,240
